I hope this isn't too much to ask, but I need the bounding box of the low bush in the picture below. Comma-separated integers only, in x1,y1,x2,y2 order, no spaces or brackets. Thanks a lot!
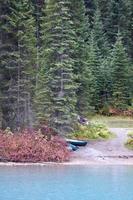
128,131,133,138
0,129,69,163
100,107,133,117
68,123,112,140
125,131,133,150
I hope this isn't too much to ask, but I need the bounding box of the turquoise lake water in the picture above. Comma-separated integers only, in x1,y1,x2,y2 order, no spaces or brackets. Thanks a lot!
0,165,133,200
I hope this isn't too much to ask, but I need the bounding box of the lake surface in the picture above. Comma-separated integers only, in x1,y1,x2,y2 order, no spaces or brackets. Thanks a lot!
0,165,133,200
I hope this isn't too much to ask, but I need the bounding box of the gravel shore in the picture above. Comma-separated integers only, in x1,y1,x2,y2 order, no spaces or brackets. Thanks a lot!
0,128,133,166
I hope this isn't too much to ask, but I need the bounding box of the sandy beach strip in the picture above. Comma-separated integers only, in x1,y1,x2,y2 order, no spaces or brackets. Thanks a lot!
0,157,133,166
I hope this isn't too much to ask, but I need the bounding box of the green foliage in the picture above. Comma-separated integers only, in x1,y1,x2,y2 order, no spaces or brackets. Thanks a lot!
111,34,131,109
68,123,112,140
0,0,133,131
86,32,99,110
128,131,133,138
71,0,95,116
125,131,133,150
35,0,78,134
0,0,36,130
87,8,111,111
92,8,110,58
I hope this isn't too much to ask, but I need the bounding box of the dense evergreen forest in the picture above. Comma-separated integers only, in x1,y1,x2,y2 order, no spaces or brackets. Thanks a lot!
0,0,133,134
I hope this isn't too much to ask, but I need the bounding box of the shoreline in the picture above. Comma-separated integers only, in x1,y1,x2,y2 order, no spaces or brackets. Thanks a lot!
0,157,133,166
0,128,132,167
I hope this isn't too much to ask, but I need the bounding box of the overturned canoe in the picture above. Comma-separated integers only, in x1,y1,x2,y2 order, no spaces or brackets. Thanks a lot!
66,139,87,147
67,143,79,151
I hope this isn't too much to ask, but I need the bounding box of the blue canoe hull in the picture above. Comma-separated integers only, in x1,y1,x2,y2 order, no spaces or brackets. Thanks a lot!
67,144,79,151
66,139,87,147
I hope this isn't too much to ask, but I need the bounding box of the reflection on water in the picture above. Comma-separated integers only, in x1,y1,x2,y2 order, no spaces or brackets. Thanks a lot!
0,165,133,200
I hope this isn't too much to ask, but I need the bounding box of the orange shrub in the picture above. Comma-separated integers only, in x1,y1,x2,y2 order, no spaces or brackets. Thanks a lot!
0,130,69,163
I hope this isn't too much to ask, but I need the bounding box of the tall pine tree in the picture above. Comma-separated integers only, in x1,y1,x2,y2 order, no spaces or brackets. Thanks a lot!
111,34,131,109
35,0,77,134
0,0,36,129
70,0,94,116
92,7,110,58
89,7,111,111
0,0,11,128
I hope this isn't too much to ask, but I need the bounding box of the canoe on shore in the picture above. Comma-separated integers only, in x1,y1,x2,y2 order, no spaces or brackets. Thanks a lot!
66,139,87,147
67,143,79,151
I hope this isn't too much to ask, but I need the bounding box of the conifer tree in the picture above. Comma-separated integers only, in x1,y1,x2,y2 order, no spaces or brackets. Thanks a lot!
32,0,45,79
0,0,15,128
84,0,96,27
92,8,109,58
35,0,77,134
125,0,133,59
97,57,113,111
12,0,36,129
70,0,94,116
87,32,101,110
111,34,131,109
1,0,133,128
0,0,36,129
89,8,111,110
97,0,132,56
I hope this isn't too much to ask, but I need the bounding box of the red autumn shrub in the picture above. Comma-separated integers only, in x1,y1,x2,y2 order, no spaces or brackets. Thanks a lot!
107,107,133,116
0,130,70,163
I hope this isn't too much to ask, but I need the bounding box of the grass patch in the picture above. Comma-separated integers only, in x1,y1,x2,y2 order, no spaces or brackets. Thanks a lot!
90,115,133,128
68,123,113,140
125,131,133,150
